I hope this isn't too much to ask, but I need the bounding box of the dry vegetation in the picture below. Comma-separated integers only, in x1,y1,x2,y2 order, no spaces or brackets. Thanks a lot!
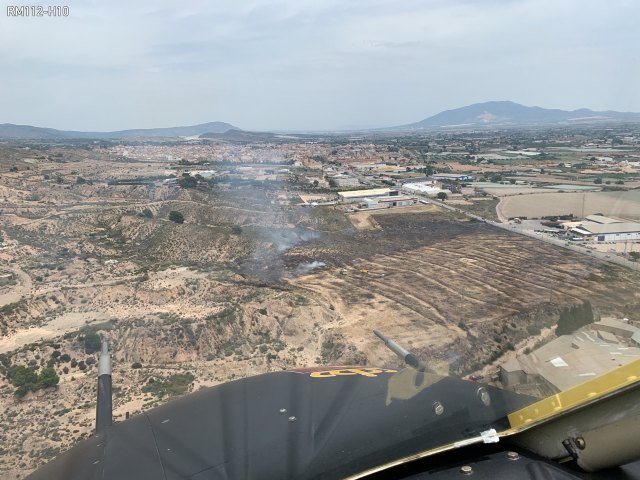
1,144,639,478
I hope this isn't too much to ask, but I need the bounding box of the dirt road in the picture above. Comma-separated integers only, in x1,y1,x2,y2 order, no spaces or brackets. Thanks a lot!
0,265,32,306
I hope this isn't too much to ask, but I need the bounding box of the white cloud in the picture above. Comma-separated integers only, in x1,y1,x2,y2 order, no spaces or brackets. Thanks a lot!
0,0,638,130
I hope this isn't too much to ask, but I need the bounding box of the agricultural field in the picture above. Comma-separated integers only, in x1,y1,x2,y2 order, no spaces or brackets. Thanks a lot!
498,190,640,220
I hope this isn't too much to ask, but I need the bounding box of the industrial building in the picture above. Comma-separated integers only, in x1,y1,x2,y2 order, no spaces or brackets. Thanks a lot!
567,215,640,242
500,319,640,395
338,188,397,203
402,181,449,196
359,196,416,209
430,174,474,182
329,174,360,188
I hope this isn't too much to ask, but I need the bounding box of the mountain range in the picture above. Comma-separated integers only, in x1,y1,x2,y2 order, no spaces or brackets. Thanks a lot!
2,101,640,139
403,101,640,129
0,121,237,140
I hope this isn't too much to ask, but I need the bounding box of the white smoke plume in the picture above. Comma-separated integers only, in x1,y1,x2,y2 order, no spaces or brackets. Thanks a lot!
293,261,326,275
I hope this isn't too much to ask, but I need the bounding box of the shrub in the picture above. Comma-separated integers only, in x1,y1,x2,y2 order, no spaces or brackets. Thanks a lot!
131,362,142,369
141,373,195,398
38,368,60,389
168,211,184,224
83,331,101,354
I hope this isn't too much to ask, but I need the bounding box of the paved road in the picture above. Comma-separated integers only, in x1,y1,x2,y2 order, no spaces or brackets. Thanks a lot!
418,197,640,272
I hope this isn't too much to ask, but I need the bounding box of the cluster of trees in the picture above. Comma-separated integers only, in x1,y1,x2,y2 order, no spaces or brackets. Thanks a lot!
178,173,199,189
556,301,594,336
7,365,59,397
178,172,208,189
594,177,625,185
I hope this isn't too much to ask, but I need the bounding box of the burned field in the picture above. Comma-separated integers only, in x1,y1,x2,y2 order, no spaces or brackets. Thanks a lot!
285,210,640,375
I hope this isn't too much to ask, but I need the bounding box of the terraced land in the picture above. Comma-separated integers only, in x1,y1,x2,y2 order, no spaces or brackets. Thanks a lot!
289,211,640,375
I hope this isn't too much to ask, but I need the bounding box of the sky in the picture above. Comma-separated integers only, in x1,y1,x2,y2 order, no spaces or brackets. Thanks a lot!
1,0,639,131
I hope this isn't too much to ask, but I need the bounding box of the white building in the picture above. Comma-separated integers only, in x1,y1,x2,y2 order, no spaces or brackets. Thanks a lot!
360,196,416,209
570,215,640,242
338,188,396,203
402,181,448,196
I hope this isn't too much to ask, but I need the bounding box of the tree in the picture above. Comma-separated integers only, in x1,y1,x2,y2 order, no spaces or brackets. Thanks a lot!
84,331,101,353
313,180,319,187
169,211,185,224
178,174,198,189
140,208,153,219
8,365,59,397
37,367,59,389
8,365,38,391
437,192,448,201
594,177,603,184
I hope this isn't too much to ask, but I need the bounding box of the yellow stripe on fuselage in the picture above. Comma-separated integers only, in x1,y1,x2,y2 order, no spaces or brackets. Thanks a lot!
508,358,640,429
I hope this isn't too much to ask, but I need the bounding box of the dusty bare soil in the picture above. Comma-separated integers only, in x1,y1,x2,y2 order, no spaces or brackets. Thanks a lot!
1,146,639,478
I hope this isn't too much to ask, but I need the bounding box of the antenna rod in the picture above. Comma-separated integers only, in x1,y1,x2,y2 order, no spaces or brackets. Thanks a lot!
373,330,426,371
96,340,113,433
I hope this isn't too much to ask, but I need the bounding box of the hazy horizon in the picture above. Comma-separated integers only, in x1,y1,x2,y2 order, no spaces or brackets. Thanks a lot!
4,99,640,134
2,0,639,131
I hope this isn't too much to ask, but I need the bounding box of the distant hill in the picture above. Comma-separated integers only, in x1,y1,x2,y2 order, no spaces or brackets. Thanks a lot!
403,101,640,129
0,124,71,140
0,121,238,140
